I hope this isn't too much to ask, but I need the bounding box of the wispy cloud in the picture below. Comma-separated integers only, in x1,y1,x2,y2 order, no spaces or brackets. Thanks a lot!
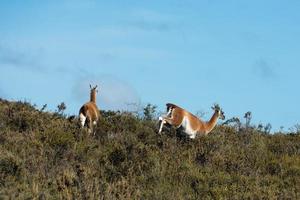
72,74,141,111
127,9,177,32
130,20,172,32
253,58,277,80
0,44,43,71
97,52,117,63
241,31,262,44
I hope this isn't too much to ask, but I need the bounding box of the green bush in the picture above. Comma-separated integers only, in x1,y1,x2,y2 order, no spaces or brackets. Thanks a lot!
0,156,21,185
0,99,299,199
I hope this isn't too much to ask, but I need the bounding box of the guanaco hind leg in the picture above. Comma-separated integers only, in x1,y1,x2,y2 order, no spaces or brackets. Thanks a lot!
158,107,185,134
79,113,86,127
92,120,98,136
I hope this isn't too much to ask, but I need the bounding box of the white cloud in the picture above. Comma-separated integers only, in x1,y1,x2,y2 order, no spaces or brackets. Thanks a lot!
72,75,141,111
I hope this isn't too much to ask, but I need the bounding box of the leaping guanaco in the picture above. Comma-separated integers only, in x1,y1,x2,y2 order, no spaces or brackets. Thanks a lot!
158,103,225,139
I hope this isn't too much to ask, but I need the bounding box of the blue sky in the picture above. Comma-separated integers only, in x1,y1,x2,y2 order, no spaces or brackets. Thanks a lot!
0,0,299,131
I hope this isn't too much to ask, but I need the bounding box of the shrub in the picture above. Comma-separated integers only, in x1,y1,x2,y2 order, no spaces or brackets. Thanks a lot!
0,99,299,199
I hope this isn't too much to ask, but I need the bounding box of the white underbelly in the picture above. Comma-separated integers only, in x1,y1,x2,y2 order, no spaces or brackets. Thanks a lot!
181,116,197,137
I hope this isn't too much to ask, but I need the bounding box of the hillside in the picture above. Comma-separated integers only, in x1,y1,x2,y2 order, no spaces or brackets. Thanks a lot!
0,99,299,199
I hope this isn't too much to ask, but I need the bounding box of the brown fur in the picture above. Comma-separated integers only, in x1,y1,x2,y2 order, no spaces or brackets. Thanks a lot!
79,102,100,127
79,85,100,133
160,103,224,138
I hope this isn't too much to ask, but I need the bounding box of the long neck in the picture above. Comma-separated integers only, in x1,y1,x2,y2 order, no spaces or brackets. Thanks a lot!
90,90,96,103
205,111,219,134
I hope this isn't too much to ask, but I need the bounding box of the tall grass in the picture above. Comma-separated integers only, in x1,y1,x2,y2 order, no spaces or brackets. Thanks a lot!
0,99,299,199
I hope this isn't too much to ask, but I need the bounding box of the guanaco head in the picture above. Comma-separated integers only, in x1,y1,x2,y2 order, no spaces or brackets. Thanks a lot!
211,104,225,120
90,84,98,93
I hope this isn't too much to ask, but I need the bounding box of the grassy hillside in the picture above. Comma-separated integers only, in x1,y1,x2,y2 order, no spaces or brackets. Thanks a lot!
0,99,299,199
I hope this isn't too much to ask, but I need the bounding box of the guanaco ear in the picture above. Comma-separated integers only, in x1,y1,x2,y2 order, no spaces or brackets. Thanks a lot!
95,85,99,93
211,104,216,110
221,110,225,119
212,103,220,111
90,84,92,89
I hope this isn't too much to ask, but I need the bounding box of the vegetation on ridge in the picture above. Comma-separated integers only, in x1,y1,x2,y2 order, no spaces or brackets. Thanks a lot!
0,99,299,199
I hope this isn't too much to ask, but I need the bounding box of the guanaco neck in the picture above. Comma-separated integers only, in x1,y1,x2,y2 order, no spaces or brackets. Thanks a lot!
204,111,219,134
90,90,96,103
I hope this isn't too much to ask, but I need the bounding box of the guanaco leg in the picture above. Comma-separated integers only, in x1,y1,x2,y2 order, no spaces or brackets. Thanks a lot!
158,108,183,133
